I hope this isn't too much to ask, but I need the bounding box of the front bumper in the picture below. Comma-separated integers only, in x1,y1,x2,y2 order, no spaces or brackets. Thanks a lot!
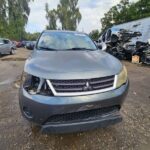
42,110,122,133
19,81,129,133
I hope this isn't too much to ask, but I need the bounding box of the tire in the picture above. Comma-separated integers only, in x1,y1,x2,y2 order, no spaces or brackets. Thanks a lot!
10,48,15,55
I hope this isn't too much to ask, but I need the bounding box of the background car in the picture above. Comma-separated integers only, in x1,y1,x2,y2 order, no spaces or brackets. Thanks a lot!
26,41,36,50
12,41,17,50
16,41,27,48
99,28,142,60
0,38,16,55
24,41,31,49
16,41,23,48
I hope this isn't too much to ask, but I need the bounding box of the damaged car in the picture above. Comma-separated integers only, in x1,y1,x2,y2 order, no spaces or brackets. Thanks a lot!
133,41,150,65
99,28,141,60
19,30,129,133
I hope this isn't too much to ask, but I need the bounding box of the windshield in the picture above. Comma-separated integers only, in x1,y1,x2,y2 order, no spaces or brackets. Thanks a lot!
37,32,97,51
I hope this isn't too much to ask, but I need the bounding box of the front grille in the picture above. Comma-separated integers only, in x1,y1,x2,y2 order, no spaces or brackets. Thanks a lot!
50,75,115,93
45,106,119,124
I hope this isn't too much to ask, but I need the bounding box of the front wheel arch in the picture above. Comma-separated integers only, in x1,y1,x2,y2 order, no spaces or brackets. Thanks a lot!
10,48,15,55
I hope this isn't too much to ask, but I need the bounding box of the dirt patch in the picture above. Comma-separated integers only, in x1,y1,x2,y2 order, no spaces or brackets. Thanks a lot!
1,57,26,61
13,76,22,89
0,48,31,62
0,49,150,150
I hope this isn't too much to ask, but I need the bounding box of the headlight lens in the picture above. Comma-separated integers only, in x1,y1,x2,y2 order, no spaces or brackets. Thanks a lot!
21,72,53,96
116,66,128,88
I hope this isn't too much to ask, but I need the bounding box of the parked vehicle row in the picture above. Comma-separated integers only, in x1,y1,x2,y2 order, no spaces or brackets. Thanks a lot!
16,41,36,49
0,37,37,56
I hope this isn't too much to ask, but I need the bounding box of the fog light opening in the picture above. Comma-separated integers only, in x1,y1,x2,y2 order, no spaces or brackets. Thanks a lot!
23,106,33,119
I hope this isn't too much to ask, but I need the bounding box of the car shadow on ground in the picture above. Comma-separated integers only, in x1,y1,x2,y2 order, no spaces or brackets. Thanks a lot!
28,122,119,150
0,54,8,58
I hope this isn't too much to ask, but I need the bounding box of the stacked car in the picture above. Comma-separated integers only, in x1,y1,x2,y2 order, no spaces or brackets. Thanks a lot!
99,28,150,65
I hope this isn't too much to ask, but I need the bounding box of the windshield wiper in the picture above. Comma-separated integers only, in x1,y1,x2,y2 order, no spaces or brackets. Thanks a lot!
37,46,58,51
65,47,97,51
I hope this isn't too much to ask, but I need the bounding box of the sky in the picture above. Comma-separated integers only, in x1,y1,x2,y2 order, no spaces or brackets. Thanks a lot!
26,0,138,34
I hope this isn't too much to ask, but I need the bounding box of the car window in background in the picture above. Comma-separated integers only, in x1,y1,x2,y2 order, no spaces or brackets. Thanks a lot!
3,39,10,44
37,32,97,51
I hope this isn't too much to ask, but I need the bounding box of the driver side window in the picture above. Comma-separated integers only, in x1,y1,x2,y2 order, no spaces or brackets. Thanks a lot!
3,40,10,44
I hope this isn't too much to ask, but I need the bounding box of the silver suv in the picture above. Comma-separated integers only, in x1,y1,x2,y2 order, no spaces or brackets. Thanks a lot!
19,31,129,133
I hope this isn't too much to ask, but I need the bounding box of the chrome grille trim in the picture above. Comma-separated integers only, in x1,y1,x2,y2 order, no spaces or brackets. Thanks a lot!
46,75,118,97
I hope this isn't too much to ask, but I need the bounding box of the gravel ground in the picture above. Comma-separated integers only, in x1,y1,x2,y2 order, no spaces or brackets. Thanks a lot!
0,48,150,150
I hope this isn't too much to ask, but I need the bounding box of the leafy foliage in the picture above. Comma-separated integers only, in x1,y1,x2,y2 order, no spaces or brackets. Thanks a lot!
45,3,58,30
89,30,100,41
45,0,82,30
0,0,32,40
25,32,40,41
101,0,150,31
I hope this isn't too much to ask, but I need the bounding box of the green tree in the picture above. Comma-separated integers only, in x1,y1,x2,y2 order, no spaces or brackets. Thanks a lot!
0,0,7,36
101,0,150,32
101,0,130,31
89,30,100,41
0,0,33,40
45,0,82,30
57,0,82,30
45,3,57,30
25,32,40,41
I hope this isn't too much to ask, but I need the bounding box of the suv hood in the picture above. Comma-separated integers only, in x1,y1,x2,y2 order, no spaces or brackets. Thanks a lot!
25,50,122,79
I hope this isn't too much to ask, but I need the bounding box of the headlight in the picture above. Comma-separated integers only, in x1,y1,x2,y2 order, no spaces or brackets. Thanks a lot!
116,66,128,88
21,72,53,96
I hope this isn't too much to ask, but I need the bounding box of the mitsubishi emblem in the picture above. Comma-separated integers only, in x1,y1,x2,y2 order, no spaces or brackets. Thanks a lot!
86,82,90,88
83,81,92,91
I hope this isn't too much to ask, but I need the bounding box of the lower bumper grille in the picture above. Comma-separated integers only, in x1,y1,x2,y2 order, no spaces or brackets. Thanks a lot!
45,106,120,124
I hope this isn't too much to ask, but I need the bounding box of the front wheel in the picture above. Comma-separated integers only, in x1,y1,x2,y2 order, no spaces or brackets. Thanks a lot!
10,49,15,55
